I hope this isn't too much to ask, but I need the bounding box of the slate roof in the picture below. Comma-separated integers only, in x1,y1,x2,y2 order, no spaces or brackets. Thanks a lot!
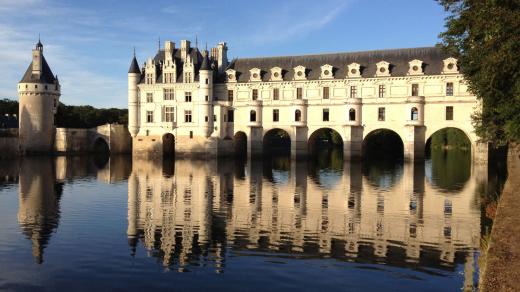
20,55,57,84
128,56,141,73
225,46,448,82
200,51,210,71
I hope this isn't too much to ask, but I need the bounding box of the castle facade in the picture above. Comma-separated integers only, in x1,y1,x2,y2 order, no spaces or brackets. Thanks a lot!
128,40,486,160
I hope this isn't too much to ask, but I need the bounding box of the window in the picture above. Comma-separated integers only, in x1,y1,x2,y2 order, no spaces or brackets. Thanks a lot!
164,89,174,100
378,107,385,121
146,93,153,103
323,108,329,122
185,91,192,102
213,115,217,122
350,86,357,98
163,106,174,122
250,110,256,122
411,84,419,96
146,111,153,123
349,108,356,121
446,106,454,120
227,90,234,102
378,85,386,98
273,109,279,122
411,107,419,121
446,82,454,96
296,87,303,99
252,89,258,100
323,87,329,99
205,78,209,85
205,116,209,122
146,73,153,84
295,110,302,122
189,131,193,139
164,73,174,83
227,110,234,122
205,95,209,102
184,110,192,123
184,72,192,83
273,88,279,100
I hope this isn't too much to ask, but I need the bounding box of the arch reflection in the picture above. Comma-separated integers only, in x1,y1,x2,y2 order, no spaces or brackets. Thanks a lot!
127,157,481,276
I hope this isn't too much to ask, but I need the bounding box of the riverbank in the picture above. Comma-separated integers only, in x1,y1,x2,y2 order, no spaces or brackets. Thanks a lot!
480,145,520,291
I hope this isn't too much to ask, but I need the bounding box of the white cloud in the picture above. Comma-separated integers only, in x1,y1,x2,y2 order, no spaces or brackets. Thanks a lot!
243,0,351,45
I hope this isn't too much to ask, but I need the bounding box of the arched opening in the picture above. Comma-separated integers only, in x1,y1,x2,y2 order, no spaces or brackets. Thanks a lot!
349,108,356,121
250,110,257,122
308,128,344,164
411,107,418,121
263,128,291,156
425,127,471,192
233,131,247,158
295,109,302,122
162,133,175,157
92,137,110,168
362,129,404,160
93,137,110,154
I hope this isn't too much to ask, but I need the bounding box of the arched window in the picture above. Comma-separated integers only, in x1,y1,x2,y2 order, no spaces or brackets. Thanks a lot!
411,107,419,121
349,108,356,121
250,110,257,122
295,109,302,122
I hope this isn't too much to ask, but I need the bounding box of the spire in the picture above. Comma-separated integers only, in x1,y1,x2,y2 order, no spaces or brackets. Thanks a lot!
195,35,198,49
36,35,43,51
128,49,141,74
200,50,211,71
158,37,161,52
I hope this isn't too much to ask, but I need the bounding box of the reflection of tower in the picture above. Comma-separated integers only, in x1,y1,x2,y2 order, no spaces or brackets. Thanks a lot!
17,158,62,264
17,40,61,153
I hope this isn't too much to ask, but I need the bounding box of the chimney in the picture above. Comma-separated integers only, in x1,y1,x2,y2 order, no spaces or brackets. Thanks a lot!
165,41,175,55
217,42,228,73
180,40,191,62
210,47,218,61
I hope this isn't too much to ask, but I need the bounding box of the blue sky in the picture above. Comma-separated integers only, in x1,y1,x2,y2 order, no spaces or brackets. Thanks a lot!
0,0,448,108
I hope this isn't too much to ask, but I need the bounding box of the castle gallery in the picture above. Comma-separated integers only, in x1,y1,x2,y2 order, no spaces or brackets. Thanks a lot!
129,39,485,160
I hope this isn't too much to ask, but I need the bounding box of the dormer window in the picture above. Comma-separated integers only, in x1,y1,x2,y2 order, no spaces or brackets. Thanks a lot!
347,63,361,78
408,59,424,75
249,68,261,82
293,65,306,80
320,64,334,79
270,67,283,81
226,69,236,82
375,61,390,77
442,57,459,74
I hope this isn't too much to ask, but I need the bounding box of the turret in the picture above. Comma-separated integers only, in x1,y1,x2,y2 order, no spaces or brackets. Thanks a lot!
128,51,141,137
198,50,213,137
17,40,61,154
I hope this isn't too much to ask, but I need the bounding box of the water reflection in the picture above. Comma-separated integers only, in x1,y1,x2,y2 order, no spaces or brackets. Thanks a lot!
127,152,482,286
4,151,484,289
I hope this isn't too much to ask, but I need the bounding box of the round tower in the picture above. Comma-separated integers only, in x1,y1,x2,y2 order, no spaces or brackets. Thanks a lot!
17,40,61,154
128,51,141,137
198,50,214,137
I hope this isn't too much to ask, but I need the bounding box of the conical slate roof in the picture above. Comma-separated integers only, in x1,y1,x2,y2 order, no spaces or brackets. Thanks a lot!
128,56,141,74
19,55,57,84
199,51,211,71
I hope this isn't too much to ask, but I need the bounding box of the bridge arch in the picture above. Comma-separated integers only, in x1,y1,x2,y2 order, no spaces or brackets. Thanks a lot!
233,131,248,157
263,128,291,155
92,136,110,154
162,133,175,157
425,127,472,155
308,127,344,152
362,128,404,159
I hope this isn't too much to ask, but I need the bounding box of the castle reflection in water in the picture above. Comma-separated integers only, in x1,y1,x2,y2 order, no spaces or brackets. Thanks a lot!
1,153,486,288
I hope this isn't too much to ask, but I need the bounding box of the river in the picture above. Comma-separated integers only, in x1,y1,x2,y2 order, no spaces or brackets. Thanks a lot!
0,150,500,291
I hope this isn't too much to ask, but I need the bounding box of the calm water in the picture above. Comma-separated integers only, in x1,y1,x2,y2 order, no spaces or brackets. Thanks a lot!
0,151,490,291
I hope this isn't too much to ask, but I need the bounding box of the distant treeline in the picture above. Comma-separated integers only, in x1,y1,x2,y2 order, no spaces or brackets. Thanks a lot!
0,98,127,128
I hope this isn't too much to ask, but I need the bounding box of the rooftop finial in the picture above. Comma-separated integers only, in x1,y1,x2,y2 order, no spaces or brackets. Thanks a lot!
205,42,208,51
195,35,198,49
158,37,161,51
133,46,136,58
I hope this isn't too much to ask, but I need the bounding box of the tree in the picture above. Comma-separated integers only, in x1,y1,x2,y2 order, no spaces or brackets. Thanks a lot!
437,0,520,145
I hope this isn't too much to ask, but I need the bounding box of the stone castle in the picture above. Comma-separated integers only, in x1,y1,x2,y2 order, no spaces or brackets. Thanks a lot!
128,39,487,161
